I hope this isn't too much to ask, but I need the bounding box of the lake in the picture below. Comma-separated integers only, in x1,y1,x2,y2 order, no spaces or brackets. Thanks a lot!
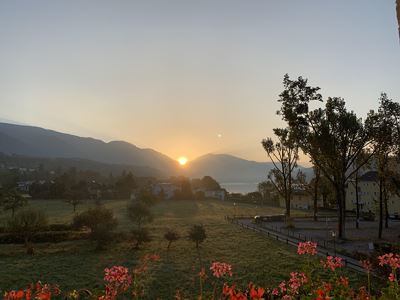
220,182,258,194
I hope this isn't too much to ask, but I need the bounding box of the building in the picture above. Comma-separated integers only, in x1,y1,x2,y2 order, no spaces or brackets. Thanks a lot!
204,189,226,201
346,171,400,216
151,183,181,200
278,185,323,210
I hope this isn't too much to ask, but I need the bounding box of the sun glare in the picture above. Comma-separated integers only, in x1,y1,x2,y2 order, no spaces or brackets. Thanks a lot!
178,156,188,166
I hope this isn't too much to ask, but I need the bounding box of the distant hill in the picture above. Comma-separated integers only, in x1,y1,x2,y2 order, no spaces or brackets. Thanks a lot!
184,153,313,183
0,122,313,182
0,122,178,176
0,153,163,177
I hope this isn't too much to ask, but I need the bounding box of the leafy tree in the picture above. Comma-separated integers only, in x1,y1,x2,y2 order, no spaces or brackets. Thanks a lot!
115,171,136,199
200,176,221,190
127,201,153,230
277,74,373,238
367,93,397,238
72,205,118,250
131,228,151,249
295,167,320,221
188,224,206,249
0,189,27,217
65,180,88,212
164,229,180,251
7,209,48,255
262,128,299,217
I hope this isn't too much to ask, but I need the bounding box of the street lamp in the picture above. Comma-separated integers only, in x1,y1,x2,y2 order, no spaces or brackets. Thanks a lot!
233,202,237,217
331,231,337,256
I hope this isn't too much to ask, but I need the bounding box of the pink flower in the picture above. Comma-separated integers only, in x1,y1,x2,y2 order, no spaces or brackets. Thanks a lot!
210,262,233,278
103,266,132,298
378,253,400,269
272,288,279,296
297,241,317,256
320,256,343,271
361,260,372,272
288,272,308,294
388,273,396,282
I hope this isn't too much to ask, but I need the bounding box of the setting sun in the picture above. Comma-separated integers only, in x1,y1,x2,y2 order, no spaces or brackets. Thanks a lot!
177,156,188,166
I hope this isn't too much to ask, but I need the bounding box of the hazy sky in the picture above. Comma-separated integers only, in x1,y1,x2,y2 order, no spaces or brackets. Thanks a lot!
1,1,399,163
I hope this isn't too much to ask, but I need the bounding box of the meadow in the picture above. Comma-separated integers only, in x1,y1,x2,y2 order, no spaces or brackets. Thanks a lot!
0,199,365,298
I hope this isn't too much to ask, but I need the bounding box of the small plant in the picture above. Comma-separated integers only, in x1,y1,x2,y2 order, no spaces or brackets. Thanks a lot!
164,229,180,251
72,205,118,250
7,209,48,255
188,224,206,249
131,228,151,249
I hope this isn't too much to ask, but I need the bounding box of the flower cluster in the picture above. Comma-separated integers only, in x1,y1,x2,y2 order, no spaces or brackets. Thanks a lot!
210,262,233,278
320,256,343,271
271,272,307,298
378,253,400,269
378,253,400,283
104,266,132,292
297,241,317,256
222,284,265,300
3,282,60,300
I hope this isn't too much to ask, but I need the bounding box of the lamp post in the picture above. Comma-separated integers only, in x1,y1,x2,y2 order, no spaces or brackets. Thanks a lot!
233,202,237,217
331,231,337,256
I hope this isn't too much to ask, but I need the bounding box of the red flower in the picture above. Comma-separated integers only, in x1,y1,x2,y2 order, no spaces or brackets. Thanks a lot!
249,286,265,299
297,241,317,256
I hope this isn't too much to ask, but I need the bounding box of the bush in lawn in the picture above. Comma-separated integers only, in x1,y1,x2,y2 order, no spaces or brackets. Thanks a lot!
7,209,48,255
72,205,118,250
188,224,206,249
131,228,151,249
164,229,180,251
127,201,153,230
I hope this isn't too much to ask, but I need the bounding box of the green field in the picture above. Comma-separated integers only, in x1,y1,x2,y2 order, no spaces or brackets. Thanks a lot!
0,199,364,298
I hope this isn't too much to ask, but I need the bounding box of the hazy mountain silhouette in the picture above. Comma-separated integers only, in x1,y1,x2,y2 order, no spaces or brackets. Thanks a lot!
0,122,312,182
0,123,178,175
184,153,313,183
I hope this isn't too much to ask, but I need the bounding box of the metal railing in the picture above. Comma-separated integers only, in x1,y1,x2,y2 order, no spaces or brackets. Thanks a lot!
225,215,369,275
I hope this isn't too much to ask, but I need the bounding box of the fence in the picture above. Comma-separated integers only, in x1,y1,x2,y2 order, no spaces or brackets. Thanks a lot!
225,215,368,275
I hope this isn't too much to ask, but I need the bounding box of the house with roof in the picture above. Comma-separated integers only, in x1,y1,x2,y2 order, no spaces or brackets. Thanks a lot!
346,171,400,217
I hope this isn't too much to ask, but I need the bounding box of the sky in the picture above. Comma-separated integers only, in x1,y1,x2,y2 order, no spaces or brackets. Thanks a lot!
0,1,399,164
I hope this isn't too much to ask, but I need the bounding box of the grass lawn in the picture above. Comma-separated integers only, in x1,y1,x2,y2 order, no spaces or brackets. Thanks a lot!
0,199,366,298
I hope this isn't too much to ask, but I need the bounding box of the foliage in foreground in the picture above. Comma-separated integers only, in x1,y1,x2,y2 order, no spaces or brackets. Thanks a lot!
3,241,400,299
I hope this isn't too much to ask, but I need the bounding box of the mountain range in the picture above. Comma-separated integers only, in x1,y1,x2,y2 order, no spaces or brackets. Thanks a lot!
0,122,312,184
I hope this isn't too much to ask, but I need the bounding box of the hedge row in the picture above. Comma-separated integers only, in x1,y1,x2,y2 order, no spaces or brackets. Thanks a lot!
0,231,90,244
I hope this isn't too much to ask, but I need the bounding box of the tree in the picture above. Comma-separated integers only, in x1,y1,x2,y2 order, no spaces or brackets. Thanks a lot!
258,181,274,206
131,228,152,249
277,74,373,239
188,224,206,249
200,176,221,190
65,181,88,212
72,205,118,250
295,167,320,221
262,128,299,217
164,229,180,251
127,201,153,230
115,171,136,199
0,189,27,217
366,93,397,238
7,209,48,255
397,0,400,39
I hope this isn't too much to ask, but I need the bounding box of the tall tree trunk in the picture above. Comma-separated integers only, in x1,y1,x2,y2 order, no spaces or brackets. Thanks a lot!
336,184,346,239
313,168,320,221
355,174,360,229
378,177,383,239
384,182,389,229
287,174,292,217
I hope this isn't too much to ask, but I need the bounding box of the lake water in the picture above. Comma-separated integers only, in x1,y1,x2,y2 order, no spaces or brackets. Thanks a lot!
220,182,258,194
